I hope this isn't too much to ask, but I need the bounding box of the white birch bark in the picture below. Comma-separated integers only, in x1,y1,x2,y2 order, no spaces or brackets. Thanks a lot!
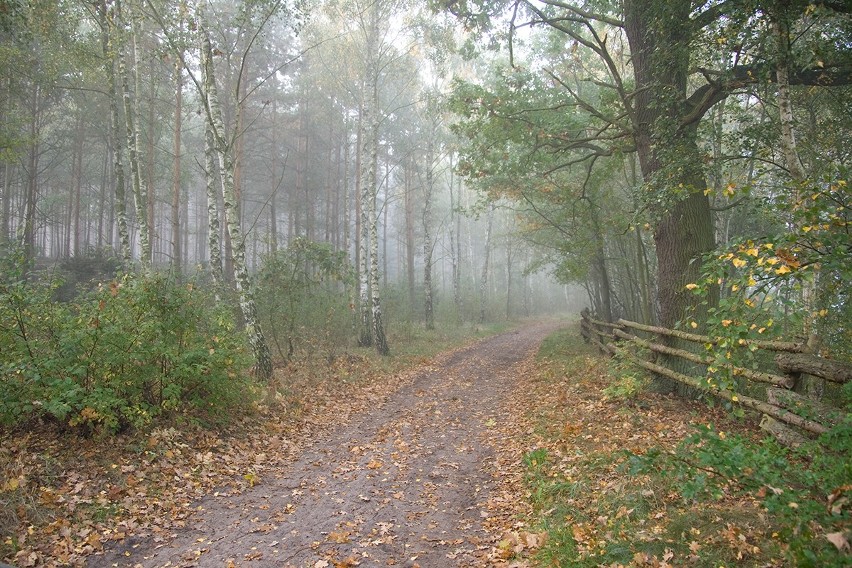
363,2,388,355
117,2,151,267
201,25,273,381
774,17,817,351
204,121,223,288
358,102,373,347
102,0,131,262
479,202,494,324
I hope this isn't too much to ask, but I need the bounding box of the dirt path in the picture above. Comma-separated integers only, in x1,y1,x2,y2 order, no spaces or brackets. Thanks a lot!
88,321,563,568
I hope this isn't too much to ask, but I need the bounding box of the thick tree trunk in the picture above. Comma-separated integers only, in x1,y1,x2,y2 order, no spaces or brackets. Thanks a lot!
625,0,717,393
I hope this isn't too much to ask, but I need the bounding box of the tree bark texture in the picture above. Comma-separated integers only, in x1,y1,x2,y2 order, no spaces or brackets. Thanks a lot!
102,0,131,262
479,202,494,324
201,25,272,381
119,6,151,267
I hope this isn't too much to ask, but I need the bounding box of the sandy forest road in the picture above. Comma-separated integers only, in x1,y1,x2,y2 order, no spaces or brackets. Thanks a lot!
89,320,563,568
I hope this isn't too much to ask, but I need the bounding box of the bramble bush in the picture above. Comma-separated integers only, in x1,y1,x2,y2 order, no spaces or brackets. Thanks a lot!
0,251,253,434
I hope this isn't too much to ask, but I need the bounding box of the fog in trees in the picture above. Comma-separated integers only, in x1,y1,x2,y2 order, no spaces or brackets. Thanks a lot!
2,0,848,390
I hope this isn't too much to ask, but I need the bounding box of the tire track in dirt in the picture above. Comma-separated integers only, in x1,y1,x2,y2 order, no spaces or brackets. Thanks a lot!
89,320,563,568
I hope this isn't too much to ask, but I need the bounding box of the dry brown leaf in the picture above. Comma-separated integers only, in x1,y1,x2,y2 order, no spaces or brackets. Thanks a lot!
825,531,850,553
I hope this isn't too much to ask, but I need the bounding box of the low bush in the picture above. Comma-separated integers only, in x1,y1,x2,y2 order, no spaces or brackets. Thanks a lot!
0,252,253,434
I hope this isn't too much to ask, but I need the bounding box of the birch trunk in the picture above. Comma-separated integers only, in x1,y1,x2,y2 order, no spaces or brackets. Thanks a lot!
118,6,151,267
369,130,389,355
479,202,494,324
204,122,223,286
423,139,434,330
102,0,131,261
363,3,388,355
774,16,817,352
201,26,272,381
358,103,373,347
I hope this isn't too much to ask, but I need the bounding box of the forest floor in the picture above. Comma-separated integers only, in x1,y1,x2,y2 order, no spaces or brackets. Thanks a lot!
3,320,811,568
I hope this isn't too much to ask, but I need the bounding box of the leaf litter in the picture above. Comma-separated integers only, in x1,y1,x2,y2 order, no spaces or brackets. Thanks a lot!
2,321,563,567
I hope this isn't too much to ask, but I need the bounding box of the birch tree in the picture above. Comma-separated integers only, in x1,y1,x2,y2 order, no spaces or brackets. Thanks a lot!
199,22,273,380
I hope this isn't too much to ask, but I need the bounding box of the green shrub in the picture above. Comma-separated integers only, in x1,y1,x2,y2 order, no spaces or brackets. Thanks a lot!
0,252,253,433
256,238,354,362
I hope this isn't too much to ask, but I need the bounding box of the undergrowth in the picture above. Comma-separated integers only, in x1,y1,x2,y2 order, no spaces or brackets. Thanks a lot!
0,251,253,435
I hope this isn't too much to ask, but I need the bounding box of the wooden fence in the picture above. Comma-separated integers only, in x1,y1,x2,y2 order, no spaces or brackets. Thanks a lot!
580,310,851,446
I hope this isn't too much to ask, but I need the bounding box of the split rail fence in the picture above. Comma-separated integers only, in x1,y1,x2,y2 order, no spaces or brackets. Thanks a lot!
580,310,851,446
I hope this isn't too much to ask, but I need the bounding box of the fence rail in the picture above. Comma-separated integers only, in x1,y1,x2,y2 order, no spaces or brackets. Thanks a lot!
579,310,851,446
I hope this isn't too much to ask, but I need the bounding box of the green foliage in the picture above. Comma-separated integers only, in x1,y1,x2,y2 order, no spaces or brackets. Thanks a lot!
628,420,852,566
603,350,648,402
0,250,252,434
256,238,354,362
683,172,851,397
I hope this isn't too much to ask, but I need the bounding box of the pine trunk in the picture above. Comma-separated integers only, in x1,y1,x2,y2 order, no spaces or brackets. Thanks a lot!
423,141,434,330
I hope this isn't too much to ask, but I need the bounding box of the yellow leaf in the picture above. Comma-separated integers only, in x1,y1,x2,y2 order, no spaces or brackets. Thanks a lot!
327,531,351,544
691,321,698,329
775,265,791,275
745,247,759,257
685,283,698,290
721,320,732,327
732,258,747,268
